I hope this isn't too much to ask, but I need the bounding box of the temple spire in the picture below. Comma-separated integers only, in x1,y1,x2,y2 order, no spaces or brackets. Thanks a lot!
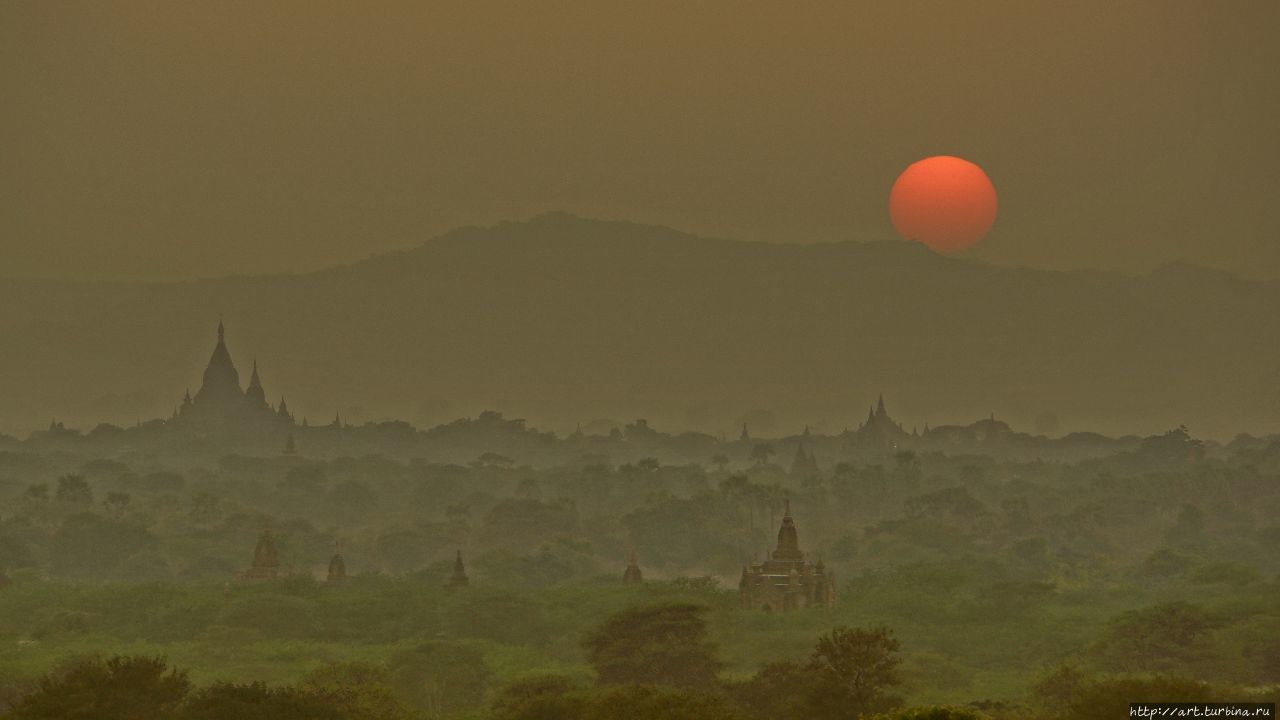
244,359,268,409
623,550,643,584
193,317,244,409
876,393,886,416
449,549,469,587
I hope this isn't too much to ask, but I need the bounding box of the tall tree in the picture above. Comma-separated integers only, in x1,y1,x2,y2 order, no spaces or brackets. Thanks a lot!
8,655,190,720
582,603,723,689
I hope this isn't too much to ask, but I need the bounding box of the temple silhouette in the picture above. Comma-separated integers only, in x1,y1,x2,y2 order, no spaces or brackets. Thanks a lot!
174,321,295,429
739,501,835,611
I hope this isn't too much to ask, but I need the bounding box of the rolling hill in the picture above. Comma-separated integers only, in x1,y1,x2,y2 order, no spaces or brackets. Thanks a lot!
1,213,1276,439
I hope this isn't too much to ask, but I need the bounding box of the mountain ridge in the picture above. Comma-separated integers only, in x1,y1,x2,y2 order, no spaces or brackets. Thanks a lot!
1,214,1277,439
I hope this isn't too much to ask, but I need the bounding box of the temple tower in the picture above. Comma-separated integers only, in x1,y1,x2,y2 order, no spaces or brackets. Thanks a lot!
448,550,469,587
193,321,244,411
241,528,279,581
327,542,347,584
622,551,643,584
739,502,834,611
244,360,269,410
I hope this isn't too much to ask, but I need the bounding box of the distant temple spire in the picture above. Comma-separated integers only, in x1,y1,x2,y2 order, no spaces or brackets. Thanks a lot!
240,527,279,582
740,423,750,442
277,397,293,422
191,319,244,412
448,550,469,587
326,541,346,584
244,360,268,409
622,550,643,584
740,503,834,611
175,321,296,427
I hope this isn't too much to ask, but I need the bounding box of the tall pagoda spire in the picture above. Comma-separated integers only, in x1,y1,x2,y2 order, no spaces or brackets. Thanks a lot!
772,498,802,561
244,360,268,409
622,550,643,584
193,319,243,410
448,550,469,587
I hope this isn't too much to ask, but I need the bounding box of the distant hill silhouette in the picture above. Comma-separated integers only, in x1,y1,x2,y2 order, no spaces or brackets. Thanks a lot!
2,213,1277,438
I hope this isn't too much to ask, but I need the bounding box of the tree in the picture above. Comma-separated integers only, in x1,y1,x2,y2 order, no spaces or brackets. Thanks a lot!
1063,675,1221,720
582,603,723,689
1030,664,1089,719
387,642,491,719
490,675,583,720
54,474,93,509
750,444,775,468
8,655,190,720
734,627,904,720
1136,425,1204,464
299,662,414,720
516,477,543,499
50,513,157,579
104,491,131,520
582,684,744,720
805,626,904,719
711,454,730,474
179,681,345,720
1092,602,1218,673
865,707,990,720
731,660,815,720
491,680,745,720
20,483,49,513
476,452,514,468
636,457,661,473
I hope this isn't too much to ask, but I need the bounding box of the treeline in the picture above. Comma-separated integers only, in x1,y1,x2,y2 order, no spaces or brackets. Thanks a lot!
5,604,1262,720
1,427,1279,705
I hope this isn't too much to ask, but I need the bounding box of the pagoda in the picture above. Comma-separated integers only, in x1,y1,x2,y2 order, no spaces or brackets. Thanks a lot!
739,501,834,611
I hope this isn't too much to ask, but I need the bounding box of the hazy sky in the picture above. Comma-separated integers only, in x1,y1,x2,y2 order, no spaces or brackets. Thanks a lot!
4,1,1278,281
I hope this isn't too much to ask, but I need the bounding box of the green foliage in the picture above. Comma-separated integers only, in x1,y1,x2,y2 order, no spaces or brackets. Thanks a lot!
178,681,344,720
299,661,415,720
387,641,491,717
50,513,156,579
1063,674,1223,720
807,626,904,715
733,626,904,720
54,474,93,509
0,428,1278,713
582,603,723,688
8,655,190,720
443,589,550,646
490,675,582,720
1091,602,1218,673
490,678,745,720
865,707,990,720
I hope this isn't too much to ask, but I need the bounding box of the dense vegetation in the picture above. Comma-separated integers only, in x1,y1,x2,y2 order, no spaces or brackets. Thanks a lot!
1,420,1278,717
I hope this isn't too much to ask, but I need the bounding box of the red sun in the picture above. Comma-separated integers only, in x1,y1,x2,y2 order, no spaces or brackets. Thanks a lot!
889,155,997,253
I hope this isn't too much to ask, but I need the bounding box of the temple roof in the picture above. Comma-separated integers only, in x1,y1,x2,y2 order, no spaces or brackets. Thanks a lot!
194,320,243,407
772,499,803,561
